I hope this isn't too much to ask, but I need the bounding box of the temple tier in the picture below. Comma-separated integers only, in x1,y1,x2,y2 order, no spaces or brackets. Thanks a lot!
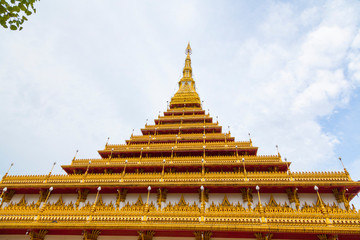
1,43,360,240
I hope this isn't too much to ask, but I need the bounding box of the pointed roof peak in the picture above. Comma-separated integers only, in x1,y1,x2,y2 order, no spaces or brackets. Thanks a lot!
169,43,201,108
185,42,192,55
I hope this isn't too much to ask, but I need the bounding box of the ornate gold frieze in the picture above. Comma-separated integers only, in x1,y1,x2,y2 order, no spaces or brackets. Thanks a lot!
119,196,156,214
162,195,200,214
0,198,360,234
208,198,245,214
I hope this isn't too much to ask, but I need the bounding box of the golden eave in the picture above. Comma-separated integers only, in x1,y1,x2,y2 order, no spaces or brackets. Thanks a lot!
68,155,282,166
105,141,253,151
157,115,212,120
142,122,220,130
0,170,354,189
165,107,204,113
128,132,233,141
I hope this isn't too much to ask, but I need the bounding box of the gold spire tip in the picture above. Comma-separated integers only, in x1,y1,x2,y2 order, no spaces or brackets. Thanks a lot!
185,42,192,55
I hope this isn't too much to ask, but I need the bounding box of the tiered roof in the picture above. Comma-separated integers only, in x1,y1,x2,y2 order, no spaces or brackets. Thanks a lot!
1,43,360,239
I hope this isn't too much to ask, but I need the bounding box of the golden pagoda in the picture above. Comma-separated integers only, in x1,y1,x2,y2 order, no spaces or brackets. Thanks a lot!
1,43,360,240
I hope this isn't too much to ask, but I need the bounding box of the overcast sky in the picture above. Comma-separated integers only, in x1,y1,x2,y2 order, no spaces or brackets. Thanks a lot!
1,0,360,207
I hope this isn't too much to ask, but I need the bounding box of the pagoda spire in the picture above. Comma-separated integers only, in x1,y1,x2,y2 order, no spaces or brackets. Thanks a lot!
170,43,201,108
179,42,195,88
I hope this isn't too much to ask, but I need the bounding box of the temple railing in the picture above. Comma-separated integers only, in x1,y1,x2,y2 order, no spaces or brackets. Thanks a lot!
143,122,220,129
70,155,281,166
104,142,255,151
158,115,212,120
107,141,250,148
128,134,234,143
0,202,359,231
130,132,233,139
1,170,351,185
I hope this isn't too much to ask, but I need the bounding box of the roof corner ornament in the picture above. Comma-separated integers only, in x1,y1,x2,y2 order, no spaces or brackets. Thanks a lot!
339,157,351,180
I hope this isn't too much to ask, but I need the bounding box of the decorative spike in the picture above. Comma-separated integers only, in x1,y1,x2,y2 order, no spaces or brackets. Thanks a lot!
73,150,79,160
185,42,192,55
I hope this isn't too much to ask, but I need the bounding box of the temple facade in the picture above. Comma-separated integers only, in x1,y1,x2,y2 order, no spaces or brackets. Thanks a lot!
1,44,360,240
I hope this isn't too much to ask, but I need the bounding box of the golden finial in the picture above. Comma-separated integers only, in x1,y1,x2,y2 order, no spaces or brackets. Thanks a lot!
276,145,281,157
73,150,79,160
185,42,192,55
339,157,350,177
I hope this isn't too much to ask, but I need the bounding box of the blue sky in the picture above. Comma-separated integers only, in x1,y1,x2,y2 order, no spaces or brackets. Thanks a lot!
1,0,360,207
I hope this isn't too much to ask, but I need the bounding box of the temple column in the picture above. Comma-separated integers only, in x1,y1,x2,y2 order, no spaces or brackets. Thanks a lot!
286,188,300,210
333,188,349,210
317,234,338,240
254,233,273,240
138,231,155,240
35,189,49,208
241,188,253,209
75,189,89,209
83,230,101,240
199,186,209,222
116,188,128,209
194,231,212,240
29,230,48,240
157,188,168,209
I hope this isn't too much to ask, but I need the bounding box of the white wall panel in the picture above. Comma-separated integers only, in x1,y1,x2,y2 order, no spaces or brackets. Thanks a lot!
24,194,38,204
61,194,78,204
320,193,337,205
101,194,117,204
298,193,317,205
8,194,22,204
